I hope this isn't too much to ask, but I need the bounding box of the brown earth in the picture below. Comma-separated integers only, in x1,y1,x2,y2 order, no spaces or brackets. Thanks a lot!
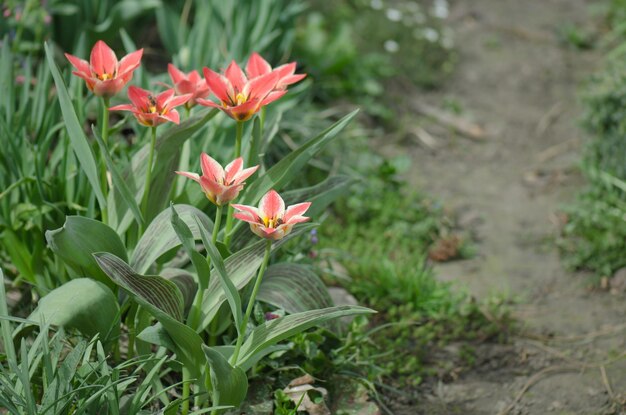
379,0,626,413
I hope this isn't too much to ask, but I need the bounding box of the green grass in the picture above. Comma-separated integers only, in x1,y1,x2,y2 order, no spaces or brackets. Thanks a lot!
316,169,511,388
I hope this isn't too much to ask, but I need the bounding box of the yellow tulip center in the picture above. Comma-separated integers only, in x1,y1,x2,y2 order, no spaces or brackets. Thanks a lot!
235,92,247,105
98,73,113,81
263,216,282,229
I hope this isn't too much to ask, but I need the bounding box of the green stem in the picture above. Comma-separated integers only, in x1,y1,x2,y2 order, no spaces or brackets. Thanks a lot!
100,97,110,224
126,303,138,359
140,127,157,226
230,240,272,366
224,121,244,248
181,368,191,415
207,206,223,342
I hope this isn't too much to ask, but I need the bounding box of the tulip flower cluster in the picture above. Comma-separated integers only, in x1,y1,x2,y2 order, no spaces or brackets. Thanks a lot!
66,40,309,240
61,39,332,415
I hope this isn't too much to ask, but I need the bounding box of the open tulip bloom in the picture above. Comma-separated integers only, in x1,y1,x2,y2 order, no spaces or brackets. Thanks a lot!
232,190,311,240
109,86,191,127
176,153,258,206
167,64,210,109
199,61,282,121
65,40,143,98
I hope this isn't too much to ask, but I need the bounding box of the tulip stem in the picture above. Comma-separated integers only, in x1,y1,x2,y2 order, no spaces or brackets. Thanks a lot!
224,121,244,248
141,127,157,226
230,240,272,366
181,367,191,415
100,97,110,224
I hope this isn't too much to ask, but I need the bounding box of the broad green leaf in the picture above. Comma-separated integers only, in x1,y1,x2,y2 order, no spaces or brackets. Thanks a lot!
94,253,206,379
92,125,144,227
257,263,334,314
236,306,375,368
44,42,105,208
199,224,314,332
202,345,248,409
46,216,127,288
94,253,183,322
131,204,213,274
27,279,119,343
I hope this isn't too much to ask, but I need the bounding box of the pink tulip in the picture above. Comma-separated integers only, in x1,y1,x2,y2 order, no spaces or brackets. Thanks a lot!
176,153,259,206
65,40,143,98
167,64,210,109
198,61,280,122
109,86,191,127
232,190,311,240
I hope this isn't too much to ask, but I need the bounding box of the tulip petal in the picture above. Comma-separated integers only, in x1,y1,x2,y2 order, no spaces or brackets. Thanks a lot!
232,204,262,221
246,52,272,78
156,89,176,109
168,63,186,84
203,67,234,104
259,190,285,220
128,86,151,109
166,93,192,109
278,73,306,88
108,104,136,112
234,212,260,224
284,202,312,223
261,90,287,106
64,53,91,76
196,98,221,108
232,165,259,184
228,98,262,121
200,153,225,182
244,72,279,100
225,60,247,92
90,40,118,76
175,171,201,182
224,157,244,183
274,62,297,78
117,48,143,76
161,109,180,124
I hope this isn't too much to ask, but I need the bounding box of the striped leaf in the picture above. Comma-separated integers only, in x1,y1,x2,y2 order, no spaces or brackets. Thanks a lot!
95,253,206,380
257,263,334,314
131,204,213,274
93,253,184,322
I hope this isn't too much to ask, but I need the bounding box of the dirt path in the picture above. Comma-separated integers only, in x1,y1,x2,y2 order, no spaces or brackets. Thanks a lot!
381,1,626,413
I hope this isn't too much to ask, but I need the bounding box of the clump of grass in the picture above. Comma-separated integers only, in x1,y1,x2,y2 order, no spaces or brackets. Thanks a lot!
558,58,626,279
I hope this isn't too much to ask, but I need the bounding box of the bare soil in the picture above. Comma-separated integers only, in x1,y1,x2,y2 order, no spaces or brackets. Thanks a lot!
379,1,626,413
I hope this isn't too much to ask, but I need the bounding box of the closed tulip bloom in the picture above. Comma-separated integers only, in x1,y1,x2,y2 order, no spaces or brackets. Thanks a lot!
198,61,280,121
232,190,311,240
65,40,143,98
176,153,258,206
167,64,210,109
109,86,191,127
